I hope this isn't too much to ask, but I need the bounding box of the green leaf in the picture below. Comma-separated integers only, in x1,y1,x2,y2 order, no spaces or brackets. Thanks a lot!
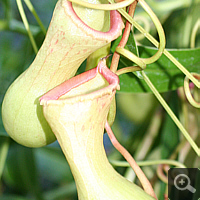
0,32,35,137
163,2,200,48
4,143,43,199
118,46,200,93
0,121,8,137
43,182,77,200
160,92,180,158
0,195,31,200
34,146,73,183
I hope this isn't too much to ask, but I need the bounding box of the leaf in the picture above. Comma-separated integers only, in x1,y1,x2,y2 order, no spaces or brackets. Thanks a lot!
0,32,35,137
163,2,200,48
4,143,43,199
34,146,73,183
0,195,31,200
117,46,200,93
160,92,180,158
0,121,8,137
43,182,77,200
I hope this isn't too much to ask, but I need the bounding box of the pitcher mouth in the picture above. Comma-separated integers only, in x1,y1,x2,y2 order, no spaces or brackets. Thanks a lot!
62,1,124,42
40,59,120,105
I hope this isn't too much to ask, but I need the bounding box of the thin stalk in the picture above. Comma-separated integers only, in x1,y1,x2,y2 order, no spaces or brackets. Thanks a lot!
23,0,46,34
190,19,200,48
110,159,186,168
163,49,200,88
141,71,200,156
110,1,138,72
134,110,162,160
156,165,168,183
182,2,193,48
16,0,38,54
184,73,200,108
105,121,157,199
116,65,141,75
109,0,200,88
0,138,10,180
8,19,41,35
116,47,146,69
110,0,166,65
137,0,166,64
169,138,187,160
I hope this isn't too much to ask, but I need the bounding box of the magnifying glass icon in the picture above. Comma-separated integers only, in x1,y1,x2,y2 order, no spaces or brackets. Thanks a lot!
174,174,196,193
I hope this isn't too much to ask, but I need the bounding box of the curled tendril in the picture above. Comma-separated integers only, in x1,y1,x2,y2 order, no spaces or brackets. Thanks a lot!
156,164,169,184
184,73,200,108
67,0,135,10
112,0,200,156
116,66,141,75
115,0,166,67
109,0,200,88
190,19,200,48
116,47,146,69
132,15,151,41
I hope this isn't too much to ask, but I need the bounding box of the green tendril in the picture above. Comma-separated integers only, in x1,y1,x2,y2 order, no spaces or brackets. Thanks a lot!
110,159,186,168
108,0,200,88
138,0,166,64
109,0,166,65
116,66,141,76
0,138,10,180
184,73,200,108
107,0,200,155
16,0,38,54
23,0,46,35
142,71,200,156
190,19,200,48
115,47,146,69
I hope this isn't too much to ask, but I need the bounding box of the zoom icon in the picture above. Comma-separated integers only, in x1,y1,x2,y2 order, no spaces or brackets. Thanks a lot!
174,174,196,193
168,168,200,200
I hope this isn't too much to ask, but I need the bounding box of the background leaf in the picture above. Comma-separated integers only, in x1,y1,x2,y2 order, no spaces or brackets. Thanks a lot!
118,46,200,93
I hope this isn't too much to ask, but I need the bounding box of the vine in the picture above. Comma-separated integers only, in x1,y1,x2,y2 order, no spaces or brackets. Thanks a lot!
0,0,200,199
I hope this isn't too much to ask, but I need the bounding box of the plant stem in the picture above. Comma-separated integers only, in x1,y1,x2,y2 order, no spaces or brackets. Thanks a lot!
110,159,186,168
110,1,138,72
116,65,141,75
184,73,200,108
190,19,200,48
110,0,200,88
23,0,46,35
105,121,157,200
116,47,146,68
141,71,200,156
16,0,38,54
0,137,10,183
110,0,166,65
156,164,168,183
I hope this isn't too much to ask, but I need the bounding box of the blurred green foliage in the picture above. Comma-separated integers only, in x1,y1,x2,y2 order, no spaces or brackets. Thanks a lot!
0,0,200,199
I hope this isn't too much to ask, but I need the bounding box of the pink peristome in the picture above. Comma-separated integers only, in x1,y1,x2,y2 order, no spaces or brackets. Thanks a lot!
62,1,124,42
40,60,120,102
